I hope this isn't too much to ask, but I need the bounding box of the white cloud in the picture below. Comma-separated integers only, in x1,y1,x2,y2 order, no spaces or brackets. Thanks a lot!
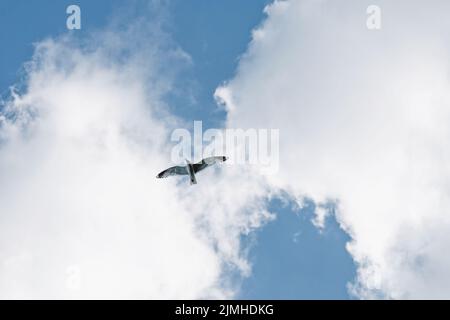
216,0,450,298
0,15,272,298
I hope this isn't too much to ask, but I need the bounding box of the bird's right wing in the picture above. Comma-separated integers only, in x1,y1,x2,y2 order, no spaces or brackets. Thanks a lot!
156,166,188,178
193,156,227,173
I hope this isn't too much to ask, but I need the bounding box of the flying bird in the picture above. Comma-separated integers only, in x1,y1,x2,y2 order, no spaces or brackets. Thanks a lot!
156,156,228,185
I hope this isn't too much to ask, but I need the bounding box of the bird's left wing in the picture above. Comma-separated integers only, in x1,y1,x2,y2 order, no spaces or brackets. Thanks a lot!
193,156,227,173
156,166,188,178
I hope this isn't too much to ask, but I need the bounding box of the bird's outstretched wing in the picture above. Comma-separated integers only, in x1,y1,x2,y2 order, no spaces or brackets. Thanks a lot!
193,156,227,173
156,166,188,178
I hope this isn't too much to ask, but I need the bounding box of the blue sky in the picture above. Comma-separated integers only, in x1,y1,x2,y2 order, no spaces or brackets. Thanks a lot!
0,0,356,299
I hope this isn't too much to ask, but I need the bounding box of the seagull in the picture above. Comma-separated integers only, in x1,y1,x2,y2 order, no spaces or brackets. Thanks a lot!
156,156,228,185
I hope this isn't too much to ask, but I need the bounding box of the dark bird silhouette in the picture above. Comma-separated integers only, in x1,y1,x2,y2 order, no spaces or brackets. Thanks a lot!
156,156,227,185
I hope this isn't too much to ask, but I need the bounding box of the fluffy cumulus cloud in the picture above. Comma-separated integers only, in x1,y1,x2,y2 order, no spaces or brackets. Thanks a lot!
0,13,273,298
216,0,450,298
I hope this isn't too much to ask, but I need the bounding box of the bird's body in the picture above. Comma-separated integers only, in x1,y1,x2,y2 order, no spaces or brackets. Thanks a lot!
156,156,227,185
185,159,197,185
